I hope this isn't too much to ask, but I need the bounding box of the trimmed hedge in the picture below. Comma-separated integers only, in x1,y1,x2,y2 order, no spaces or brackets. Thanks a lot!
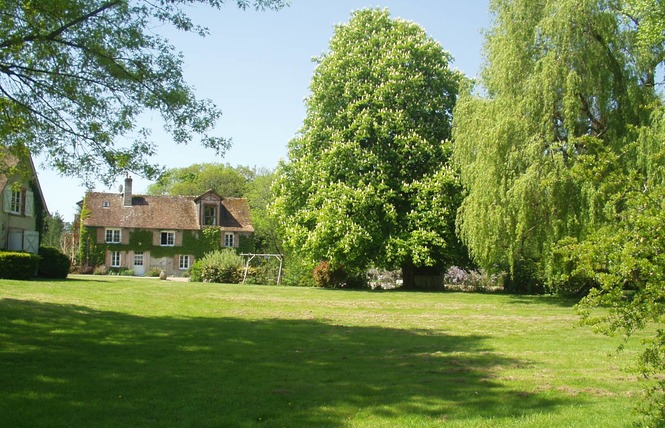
0,251,41,280
38,246,71,279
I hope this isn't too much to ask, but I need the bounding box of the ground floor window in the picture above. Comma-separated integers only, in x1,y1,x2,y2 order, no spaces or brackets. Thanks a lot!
179,255,190,270
111,251,121,267
224,232,234,247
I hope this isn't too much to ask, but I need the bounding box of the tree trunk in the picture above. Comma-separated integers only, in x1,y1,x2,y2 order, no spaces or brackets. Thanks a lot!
401,261,416,290
401,261,444,290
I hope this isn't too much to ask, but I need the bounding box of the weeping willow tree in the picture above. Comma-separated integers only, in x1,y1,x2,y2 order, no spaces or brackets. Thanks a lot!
454,0,660,291
454,0,665,421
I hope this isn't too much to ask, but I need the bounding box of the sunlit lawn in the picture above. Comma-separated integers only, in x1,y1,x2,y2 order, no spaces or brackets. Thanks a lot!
0,275,649,427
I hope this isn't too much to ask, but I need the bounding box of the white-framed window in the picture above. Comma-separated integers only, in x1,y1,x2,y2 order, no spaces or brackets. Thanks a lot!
105,228,121,244
134,252,144,266
160,231,175,246
224,232,234,247
110,251,121,267
9,189,22,214
179,255,190,270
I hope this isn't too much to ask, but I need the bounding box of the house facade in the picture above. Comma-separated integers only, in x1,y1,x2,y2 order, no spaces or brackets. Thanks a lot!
80,176,254,276
0,155,48,253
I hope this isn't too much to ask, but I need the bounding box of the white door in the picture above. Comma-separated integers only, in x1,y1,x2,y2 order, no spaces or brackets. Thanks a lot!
133,252,145,276
24,231,39,254
8,229,23,251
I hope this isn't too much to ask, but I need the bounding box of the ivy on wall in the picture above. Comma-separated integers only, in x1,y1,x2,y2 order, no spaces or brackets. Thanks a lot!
30,180,46,246
79,225,105,267
238,234,255,254
78,225,255,267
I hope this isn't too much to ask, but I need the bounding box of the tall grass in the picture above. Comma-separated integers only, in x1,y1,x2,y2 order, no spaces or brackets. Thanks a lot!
0,276,649,427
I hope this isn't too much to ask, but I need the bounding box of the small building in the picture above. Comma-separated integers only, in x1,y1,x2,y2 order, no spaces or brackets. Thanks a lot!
80,176,253,276
0,154,48,253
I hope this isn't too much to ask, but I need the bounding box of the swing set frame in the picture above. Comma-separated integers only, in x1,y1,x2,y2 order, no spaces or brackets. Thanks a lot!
240,253,284,285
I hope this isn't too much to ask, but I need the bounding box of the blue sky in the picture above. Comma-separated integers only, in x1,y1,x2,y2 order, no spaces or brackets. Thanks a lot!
37,0,491,220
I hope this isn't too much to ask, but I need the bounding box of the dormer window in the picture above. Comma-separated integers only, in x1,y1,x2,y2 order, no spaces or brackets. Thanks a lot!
203,204,217,226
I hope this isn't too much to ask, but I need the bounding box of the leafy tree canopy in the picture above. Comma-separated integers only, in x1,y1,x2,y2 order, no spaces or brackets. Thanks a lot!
0,0,286,185
272,8,466,284
147,163,254,197
244,168,281,253
42,211,67,248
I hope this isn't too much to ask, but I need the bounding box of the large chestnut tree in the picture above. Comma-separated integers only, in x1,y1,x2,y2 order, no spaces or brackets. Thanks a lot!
272,8,466,288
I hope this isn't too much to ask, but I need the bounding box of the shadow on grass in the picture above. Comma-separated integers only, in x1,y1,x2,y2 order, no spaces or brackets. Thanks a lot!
32,276,112,284
507,295,580,308
0,298,576,427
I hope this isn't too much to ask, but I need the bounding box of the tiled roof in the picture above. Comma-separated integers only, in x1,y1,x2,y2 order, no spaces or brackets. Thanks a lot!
221,198,254,232
83,192,199,230
82,192,254,233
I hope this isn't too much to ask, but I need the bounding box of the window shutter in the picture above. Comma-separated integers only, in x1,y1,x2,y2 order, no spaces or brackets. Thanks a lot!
2,187,11,212
25,191,34,217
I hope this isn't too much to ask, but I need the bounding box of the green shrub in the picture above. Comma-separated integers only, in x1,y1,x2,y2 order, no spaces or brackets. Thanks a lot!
147,267,162,277
93,265,108,275
108,268,134,276
38,246,71,279
242,257,282,285
76,265,94,275
0,251,41,280
189,249,244,283
312,261,365,288
313,260,339,288
281,256,316,287
504,258,546,294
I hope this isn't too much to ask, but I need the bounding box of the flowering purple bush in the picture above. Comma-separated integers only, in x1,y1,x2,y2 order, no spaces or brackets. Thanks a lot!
444,266,504,292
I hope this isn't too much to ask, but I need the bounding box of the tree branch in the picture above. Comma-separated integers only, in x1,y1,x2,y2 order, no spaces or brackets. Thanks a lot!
577,93,606,136
0,1,122,49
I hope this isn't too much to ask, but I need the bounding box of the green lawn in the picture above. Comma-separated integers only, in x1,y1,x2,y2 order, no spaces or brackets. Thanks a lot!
0,275,649,427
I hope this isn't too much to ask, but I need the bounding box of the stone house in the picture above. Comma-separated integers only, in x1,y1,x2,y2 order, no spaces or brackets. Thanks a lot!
80,176,253,276
0,154,48,253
